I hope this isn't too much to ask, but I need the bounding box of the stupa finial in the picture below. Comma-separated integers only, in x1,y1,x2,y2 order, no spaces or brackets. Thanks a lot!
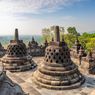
14,28,19,41
32,37,35,42
54,26,60,42
52,37,54,41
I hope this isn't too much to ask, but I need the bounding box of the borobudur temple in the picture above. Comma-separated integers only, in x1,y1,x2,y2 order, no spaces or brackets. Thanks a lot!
0,29,36,72
33,26,85,90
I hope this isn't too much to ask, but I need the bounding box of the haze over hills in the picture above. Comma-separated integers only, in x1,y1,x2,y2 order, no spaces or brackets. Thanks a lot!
88,31,95,34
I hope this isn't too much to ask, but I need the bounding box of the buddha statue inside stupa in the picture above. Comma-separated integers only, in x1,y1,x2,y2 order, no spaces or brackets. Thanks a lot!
0,29,36,72
0,64,25,95
27,37,45,57
33,26,85,90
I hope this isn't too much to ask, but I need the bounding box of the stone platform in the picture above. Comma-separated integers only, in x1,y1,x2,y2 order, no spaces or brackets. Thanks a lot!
6,57,95,95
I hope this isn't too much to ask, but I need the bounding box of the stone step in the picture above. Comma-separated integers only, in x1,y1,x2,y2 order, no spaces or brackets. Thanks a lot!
43,64,75,71
35,71,82,81
34,73,83,86
35,71,66,81
33,76,85,90
5,64,36,72
39,67,78,76
44,62,73,67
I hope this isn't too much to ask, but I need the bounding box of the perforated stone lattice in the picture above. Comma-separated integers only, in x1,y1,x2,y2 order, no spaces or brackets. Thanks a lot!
45,46,71,64
7,43,27,57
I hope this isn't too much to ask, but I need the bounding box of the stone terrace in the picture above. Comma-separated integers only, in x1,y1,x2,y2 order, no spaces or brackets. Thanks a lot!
7,57,95,95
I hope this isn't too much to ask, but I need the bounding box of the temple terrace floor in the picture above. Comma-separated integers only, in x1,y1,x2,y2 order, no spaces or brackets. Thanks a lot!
6,57,95,95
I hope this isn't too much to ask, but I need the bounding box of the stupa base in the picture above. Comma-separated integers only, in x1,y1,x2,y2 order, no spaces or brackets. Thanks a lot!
3,63,37,72
33,77,85,90
33,71,85,90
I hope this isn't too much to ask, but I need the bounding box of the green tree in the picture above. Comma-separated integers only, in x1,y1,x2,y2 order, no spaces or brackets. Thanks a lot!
42,26,95,52
42,26,65,42
42,28,51,42
67,27,80,36
86,38,95,51
78,32,95,52
64,34,76,48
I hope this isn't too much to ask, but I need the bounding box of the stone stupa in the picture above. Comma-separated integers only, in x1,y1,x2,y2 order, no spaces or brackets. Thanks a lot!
33,26,85,90
87,51,95,74
0,64,25,95
28,37,45,57
0,29,36,72
0,42,5,57
71,37,81,54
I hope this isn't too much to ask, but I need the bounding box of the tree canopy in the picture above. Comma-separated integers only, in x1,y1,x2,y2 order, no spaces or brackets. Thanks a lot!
42,26,95,52
67,27,80,36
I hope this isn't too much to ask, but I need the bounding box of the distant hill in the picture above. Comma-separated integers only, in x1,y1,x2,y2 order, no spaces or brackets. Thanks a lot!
87,31,95,34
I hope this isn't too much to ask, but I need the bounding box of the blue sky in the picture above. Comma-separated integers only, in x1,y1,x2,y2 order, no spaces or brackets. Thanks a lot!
0,0,95,35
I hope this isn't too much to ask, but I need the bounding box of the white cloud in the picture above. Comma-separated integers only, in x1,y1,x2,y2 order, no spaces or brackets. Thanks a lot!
61,16,75,20
0,0,94,36
0,0,83,14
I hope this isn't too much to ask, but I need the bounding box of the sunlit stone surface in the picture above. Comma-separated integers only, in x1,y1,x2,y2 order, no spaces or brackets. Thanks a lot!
0,64,25,95
33,26,85,90
0,29,36,72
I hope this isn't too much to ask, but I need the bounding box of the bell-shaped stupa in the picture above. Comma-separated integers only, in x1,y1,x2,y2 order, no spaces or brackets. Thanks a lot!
33,26,85,90
28,37,45,56
0,29,36,72
72,37,81,54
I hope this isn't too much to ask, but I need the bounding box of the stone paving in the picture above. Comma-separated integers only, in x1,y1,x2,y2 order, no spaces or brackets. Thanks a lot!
7,57,95,95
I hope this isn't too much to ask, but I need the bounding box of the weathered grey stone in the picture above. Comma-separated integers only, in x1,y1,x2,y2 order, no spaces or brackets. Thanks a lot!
0,64,25,95
0,42,5,57
33,26,85,90
0,29,36,72
27,37,47,57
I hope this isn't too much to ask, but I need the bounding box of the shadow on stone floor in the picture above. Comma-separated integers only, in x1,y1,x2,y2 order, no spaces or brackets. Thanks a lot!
82,75,95,88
